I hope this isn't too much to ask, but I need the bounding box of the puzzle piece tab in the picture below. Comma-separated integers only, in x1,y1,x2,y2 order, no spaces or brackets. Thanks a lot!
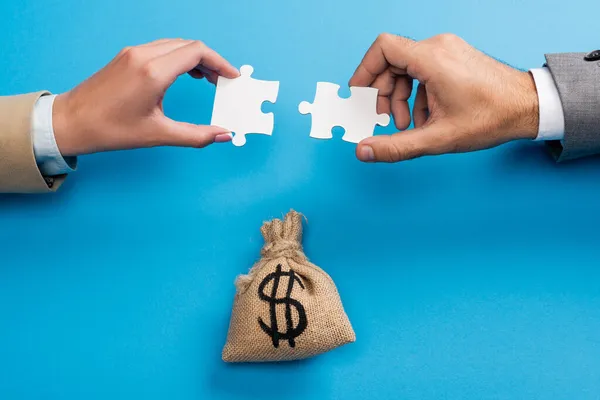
211,65,279,146
299,83,390,143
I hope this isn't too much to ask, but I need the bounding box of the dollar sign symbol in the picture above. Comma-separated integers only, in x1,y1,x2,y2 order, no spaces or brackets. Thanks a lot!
257,264,308,348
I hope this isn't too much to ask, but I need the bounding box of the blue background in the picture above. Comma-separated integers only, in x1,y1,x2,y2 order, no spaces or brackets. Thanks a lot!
2,0,600,399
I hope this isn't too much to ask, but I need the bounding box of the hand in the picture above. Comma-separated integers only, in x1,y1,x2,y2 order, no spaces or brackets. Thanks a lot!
52,39,239,157
349,33,539,163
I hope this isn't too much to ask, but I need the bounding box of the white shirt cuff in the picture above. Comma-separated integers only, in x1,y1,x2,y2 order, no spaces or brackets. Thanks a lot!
530,67,565,141
31,94,77,176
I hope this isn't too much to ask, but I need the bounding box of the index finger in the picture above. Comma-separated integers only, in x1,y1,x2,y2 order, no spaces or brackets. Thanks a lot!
151,41,240,85
349,34,417,87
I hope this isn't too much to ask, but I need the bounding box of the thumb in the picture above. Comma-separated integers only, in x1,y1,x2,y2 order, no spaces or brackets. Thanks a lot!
356,123,450,163
159,118,232,148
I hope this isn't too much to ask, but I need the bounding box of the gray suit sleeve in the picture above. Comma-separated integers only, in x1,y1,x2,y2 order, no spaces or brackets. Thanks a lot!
544,53,600,161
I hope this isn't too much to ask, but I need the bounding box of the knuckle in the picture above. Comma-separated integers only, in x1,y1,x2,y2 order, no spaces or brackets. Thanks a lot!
418,40,451,65
118,46,133,57
189,40,206,50
428,47,448,64
140,61,161,82
122,47,143,66
190,135,211,148
432,33,462,47
387,144,403,162
386,140,415,162
436,33,456,42
376,32,396,45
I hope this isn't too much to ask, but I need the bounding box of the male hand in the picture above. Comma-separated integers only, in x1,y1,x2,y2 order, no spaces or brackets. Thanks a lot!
349,33,539,163
52,39,239,156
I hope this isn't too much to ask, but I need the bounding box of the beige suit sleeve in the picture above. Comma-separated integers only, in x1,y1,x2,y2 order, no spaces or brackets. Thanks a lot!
0,92,67,193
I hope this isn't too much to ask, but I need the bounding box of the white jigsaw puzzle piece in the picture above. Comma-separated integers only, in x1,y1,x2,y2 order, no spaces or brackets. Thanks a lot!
299,83,390,143
211,65,279,146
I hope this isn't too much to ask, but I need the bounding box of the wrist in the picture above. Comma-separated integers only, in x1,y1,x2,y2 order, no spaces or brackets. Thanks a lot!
512,71,539,140
53,92,82,157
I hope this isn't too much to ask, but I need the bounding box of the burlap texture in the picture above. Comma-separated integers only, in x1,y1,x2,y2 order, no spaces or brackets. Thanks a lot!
222,210,355,362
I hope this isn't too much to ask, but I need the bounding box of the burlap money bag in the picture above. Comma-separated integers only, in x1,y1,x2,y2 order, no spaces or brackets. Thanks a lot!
222,210,355,362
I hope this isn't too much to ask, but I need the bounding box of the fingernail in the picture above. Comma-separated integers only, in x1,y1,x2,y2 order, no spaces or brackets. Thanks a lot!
359,145,375,162
215,133,233,143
